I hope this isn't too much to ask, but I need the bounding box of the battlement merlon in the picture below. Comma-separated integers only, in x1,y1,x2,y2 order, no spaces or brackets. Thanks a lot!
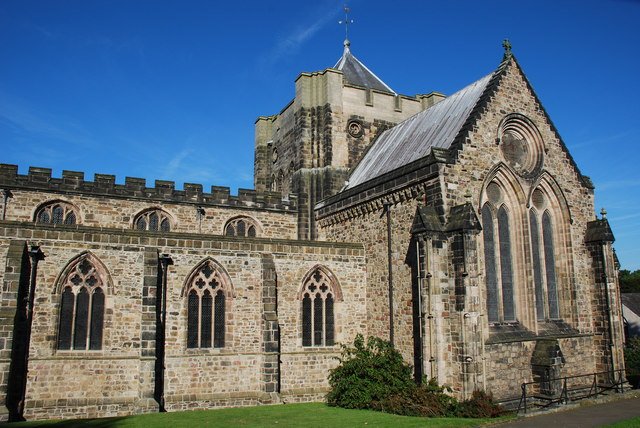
0,164,297,211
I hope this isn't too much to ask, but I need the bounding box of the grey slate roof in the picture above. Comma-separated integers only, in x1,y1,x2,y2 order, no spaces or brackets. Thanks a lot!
345,72,494,190
334,42,395,94
622,294,640,317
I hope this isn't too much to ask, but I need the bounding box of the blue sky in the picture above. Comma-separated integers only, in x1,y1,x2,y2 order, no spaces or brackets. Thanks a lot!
1,0,639,269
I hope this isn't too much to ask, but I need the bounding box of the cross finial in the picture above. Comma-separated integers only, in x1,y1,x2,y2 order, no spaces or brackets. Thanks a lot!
502,39,512,60
338,4,354,48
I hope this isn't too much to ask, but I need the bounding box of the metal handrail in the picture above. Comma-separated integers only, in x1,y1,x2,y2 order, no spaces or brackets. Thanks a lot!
517,369,626,414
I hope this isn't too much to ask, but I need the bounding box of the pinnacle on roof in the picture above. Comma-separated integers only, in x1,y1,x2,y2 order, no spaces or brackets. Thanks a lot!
333,41,396,94
334,4,395,93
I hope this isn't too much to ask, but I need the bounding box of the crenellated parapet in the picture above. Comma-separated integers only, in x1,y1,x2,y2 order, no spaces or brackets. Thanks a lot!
0,164,297,211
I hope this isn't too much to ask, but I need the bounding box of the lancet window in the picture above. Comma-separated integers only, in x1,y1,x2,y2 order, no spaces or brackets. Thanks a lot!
529,189,560,320
57,255,106,350
301,267,338,347
482,202,516,323
134,209,171,232
186,260,228,348
35,201,78,225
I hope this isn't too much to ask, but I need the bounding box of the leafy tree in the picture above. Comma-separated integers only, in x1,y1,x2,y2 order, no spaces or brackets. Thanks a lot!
620,269,640,293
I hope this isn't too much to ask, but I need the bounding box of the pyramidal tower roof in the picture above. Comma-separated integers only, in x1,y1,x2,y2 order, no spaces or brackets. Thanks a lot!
333,39,396,94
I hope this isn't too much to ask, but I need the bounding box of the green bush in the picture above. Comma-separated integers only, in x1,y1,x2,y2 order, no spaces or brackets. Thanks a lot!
326,334,414,409
326,335,504,418
625,337,640,388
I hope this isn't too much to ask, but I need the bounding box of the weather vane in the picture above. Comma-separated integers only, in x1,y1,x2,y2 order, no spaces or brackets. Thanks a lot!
338,4,354,45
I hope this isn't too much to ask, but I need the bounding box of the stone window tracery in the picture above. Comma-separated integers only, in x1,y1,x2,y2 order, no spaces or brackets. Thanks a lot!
498,114,544,178
529,188,560,320
35,201,78,225
134,209,171,232
224,217,259,238
482,200,516,323
186,260,228,348
301,267,338,347
57,255,106,350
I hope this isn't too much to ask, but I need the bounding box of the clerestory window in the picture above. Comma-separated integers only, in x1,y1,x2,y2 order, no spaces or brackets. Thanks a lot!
35,201,78,225
134,209,171,232
224,217,259,238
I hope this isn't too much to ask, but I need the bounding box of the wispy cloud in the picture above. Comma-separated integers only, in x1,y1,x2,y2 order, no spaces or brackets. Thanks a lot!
596,179,640,191
259,4,341,68
163,148,193,178
569,130,636,150
0,93,96,148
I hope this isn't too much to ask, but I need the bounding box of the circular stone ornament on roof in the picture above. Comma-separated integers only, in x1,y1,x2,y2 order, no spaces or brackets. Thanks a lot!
347,119,364,138
498,114,544,178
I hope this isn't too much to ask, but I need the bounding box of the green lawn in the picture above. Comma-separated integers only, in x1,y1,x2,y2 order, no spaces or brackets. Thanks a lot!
3,403,508,428
604,416,640,427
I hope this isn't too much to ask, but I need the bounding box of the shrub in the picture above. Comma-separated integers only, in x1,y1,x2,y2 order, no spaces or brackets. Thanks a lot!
625,337,640,388
326,334,414,409
326,335,504,418
455,390,504,418
372,378,458,417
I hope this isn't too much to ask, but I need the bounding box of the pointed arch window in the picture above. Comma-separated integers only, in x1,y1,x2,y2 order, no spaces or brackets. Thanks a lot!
301,267,338,347
482,202,516,323
134,209,171,232
57,256,106,350
224,217,259,238
186,260,228,348
35,201,78,225
529,207,560,320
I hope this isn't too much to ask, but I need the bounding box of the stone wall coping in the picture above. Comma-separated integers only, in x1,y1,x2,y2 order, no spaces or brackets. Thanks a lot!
0,164,297,212
0,220,365,253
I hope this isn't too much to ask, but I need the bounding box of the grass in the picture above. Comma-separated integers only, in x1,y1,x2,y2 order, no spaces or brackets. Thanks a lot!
604,416,640,427
2,402,510,428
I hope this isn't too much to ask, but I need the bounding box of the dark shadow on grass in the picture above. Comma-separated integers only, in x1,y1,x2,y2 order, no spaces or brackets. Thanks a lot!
0,416,129,427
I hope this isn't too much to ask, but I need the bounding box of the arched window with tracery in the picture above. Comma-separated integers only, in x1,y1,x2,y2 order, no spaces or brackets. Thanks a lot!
134,208,171,232
57,254,107,350
482,199,517,322
185,259,229,348
301,266,340,347
35,201,78,225
224,216,259,238
529,186,561,320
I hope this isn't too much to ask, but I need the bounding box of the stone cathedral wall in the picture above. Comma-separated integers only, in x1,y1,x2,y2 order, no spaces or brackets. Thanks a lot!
0,220,366,420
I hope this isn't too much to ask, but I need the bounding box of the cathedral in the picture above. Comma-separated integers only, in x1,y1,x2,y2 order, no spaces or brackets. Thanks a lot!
0,38,625,420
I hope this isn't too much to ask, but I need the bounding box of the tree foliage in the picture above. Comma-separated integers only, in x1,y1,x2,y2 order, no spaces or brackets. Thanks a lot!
620,269,640,293
625,337,640,388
